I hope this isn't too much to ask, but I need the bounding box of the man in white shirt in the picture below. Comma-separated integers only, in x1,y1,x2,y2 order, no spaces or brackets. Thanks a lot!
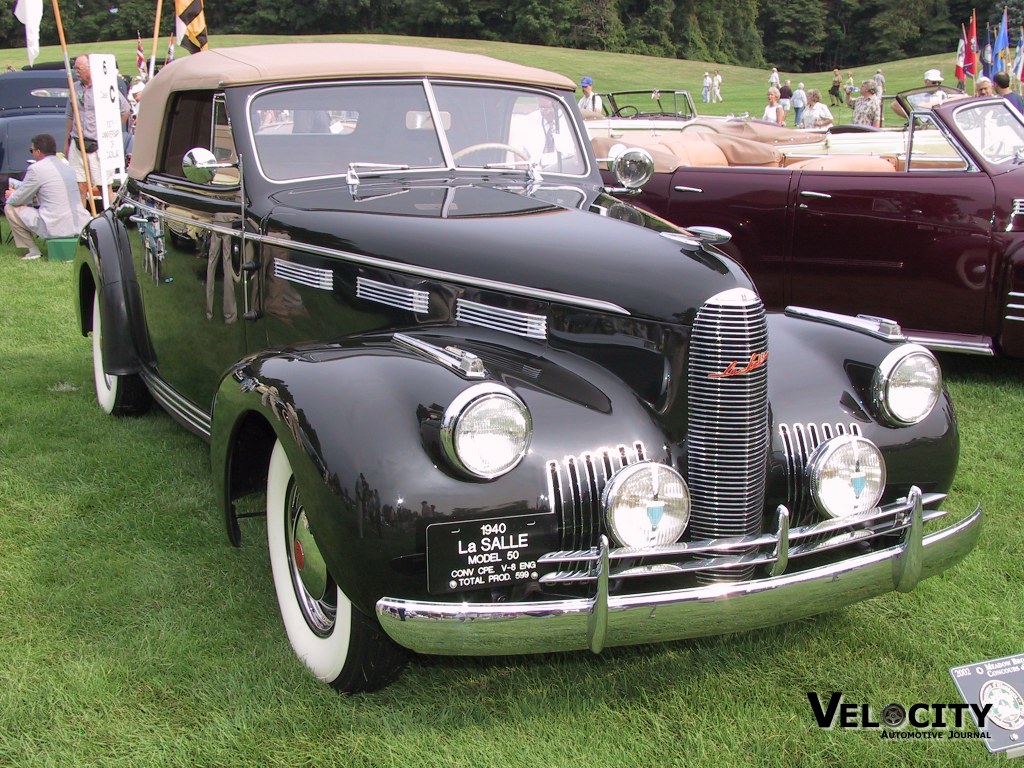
577,76,602,114
4,133,90,260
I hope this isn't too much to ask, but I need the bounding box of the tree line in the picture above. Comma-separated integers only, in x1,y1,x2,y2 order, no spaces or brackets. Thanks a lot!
0,0,1015,71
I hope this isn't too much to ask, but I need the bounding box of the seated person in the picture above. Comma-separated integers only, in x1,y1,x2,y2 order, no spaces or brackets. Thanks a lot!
4,133,90,260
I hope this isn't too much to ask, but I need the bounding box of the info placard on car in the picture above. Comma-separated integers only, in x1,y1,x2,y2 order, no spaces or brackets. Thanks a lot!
427,514,557,594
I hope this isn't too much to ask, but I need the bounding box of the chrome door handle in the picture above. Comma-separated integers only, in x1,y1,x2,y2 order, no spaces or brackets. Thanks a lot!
800,191,832,199
673,186,704,193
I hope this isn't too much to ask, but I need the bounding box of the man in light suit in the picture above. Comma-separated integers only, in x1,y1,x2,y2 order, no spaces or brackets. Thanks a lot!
4,133,90,260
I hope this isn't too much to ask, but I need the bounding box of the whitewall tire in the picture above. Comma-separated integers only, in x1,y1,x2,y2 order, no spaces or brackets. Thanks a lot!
90,293,150,416
266,440,406,692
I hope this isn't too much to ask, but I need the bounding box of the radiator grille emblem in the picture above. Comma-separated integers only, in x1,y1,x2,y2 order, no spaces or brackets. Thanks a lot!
708,351,769,379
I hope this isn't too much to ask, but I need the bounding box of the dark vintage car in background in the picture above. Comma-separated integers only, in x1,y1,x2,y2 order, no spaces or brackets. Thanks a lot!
73,43,982,693
600,95,1024,358
0,69,69,188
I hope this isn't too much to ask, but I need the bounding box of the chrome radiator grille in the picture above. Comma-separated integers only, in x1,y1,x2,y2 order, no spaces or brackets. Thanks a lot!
687,288,769,578
546,443,646,551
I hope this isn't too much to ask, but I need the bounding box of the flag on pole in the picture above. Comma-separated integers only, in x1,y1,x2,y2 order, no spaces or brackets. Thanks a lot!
175,0,209,54
965,12,978,79
993,7,1010,73
13,0,43,67
137,32,147,77
956,34,966,83
983,25,994,78
167,35,176,65
1014,27,1024,83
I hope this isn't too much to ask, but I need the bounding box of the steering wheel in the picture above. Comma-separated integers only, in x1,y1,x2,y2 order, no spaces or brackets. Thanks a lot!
613,105,640,118
453,143,530,162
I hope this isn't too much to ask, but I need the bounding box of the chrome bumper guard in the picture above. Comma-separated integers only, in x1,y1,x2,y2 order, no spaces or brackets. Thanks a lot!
375,488,983,656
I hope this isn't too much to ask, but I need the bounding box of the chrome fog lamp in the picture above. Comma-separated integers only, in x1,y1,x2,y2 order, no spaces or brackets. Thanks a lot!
602,461,690,547
872,344,942,426
441,383,531,479
612,147,655,189
807,435,886,518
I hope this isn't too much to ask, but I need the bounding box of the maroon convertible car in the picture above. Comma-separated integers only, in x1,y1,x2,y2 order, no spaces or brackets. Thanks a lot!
599,95,1024,358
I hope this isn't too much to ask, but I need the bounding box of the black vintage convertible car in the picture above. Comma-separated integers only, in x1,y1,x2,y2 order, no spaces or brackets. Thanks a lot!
72,43,981,693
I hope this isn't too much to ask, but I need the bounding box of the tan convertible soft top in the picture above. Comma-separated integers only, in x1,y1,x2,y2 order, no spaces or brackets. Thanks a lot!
129,43,576,179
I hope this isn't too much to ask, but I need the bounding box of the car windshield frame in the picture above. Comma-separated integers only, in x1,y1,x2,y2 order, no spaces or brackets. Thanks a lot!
603,89,697,119
948,98,1024,167
246,77,590,184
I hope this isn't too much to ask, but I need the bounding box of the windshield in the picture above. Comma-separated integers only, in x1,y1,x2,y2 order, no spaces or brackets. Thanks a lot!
952,100,1024,164
606,90,696,119
249,80,586,182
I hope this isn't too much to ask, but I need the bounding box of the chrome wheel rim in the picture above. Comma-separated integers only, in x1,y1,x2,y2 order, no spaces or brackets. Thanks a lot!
284,478,336,637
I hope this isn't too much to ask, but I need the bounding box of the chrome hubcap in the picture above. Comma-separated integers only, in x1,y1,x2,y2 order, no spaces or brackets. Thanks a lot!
285,479,335,636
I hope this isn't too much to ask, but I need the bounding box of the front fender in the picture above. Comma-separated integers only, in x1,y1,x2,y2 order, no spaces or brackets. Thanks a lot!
211,328,671,614
765,310,959,505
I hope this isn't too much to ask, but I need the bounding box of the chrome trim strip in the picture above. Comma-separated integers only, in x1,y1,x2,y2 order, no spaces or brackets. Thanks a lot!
132,201,240,239
904,334,995,355
357,277,429,313
140,370,211,438
1008,199,1024,230
786,306,905,340
376,502,982,656
538,490,947,574
274,260,333,290
128,200,628,316
456,299,547,339
259,233,630,315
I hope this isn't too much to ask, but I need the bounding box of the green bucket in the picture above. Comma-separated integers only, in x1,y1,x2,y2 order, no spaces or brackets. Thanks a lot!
46,237,78,262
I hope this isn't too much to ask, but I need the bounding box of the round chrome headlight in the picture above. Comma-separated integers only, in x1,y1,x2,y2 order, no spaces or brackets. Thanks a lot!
807,435,886,518
872,344,942,426
441,384,531,479
602,462,690,547
612,147,655,189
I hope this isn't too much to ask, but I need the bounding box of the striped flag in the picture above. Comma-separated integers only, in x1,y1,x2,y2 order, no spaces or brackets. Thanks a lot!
175,0,209,54
137,32,146,77
965,12,978,78
1015,28,1024,83
167,35,176,65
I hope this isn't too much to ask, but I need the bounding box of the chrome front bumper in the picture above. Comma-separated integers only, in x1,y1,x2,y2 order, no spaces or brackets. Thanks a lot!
376,489,983,656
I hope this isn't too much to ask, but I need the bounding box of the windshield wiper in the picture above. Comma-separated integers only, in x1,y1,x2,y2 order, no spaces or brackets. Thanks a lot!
346,162,411,188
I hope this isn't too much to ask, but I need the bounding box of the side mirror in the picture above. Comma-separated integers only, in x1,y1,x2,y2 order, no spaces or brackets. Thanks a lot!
182,147,237,185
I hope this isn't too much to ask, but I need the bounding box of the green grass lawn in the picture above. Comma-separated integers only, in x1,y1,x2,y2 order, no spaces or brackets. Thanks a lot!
0,34,1021,767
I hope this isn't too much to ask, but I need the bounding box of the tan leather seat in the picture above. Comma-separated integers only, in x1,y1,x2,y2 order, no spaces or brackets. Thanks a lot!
785,154,896,172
